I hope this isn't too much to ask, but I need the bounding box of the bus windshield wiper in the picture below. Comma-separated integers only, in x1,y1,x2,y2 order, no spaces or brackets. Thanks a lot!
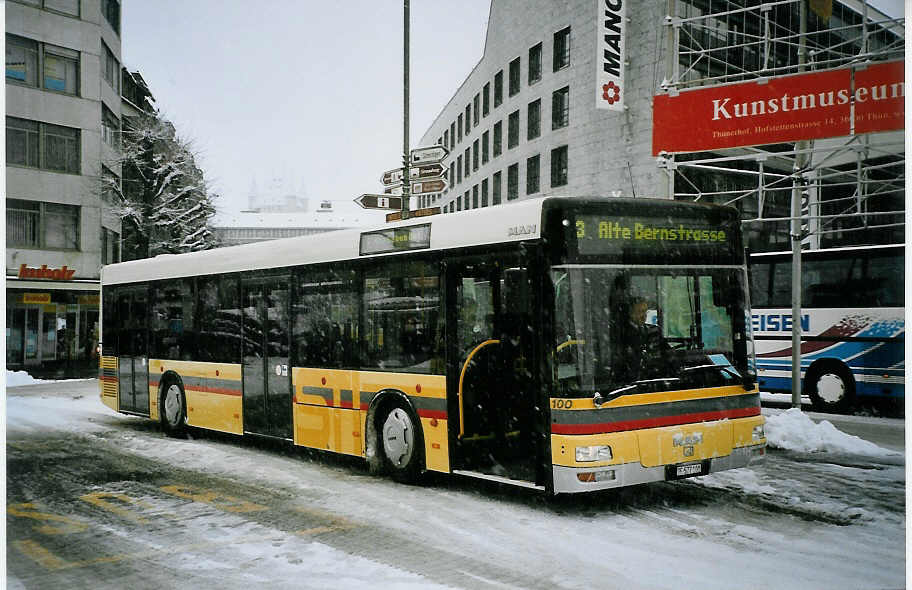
681,364,740,379
593,377,681,407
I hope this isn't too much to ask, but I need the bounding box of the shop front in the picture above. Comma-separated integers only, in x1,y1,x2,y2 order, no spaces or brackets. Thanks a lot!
7,279,100,379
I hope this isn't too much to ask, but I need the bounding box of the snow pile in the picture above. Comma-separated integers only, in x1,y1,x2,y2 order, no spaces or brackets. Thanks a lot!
765,408,898,456
6,370,46,386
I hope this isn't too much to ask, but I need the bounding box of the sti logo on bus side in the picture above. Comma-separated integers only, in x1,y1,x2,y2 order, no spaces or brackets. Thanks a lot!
752,313,810,332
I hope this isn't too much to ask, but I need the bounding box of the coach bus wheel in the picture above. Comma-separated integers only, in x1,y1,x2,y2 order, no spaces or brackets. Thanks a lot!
161,380,187,437
807,362,855,414
379,403,424,483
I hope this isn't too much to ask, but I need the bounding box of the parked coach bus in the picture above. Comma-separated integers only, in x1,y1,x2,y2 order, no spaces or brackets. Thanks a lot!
99,196,766,494
750,244,904,413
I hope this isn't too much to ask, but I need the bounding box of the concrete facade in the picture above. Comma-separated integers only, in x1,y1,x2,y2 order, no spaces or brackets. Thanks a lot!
6,0,124,375
420,0,671,213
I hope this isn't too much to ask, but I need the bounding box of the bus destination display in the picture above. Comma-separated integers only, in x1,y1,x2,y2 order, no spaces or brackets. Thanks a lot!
575,214,735,258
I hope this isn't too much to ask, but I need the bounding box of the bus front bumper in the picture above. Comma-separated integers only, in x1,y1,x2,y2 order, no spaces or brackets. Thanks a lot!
552,444,766,494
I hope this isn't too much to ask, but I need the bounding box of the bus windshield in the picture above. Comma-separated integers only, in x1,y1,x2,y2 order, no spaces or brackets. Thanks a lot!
552,265,748,398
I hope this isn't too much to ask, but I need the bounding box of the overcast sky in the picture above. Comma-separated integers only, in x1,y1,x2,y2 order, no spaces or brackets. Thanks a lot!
121,1,492,220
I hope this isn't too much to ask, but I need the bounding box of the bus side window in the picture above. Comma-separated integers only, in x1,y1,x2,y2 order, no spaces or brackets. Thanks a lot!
293,266,358,369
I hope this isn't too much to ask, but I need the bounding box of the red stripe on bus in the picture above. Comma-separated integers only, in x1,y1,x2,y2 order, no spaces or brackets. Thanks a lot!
99,376,118,383
417,409,447,420
187,385,242,396
551,407,760,435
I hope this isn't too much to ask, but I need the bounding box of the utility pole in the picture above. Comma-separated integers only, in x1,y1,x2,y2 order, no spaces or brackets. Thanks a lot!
400,0,410,220
790,0,809,409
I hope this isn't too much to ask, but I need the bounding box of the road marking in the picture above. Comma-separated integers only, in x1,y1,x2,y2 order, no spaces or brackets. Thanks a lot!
292,506,358,535
80,492,153,524
159,484,268,513
7,503,89,535
13,540,75,570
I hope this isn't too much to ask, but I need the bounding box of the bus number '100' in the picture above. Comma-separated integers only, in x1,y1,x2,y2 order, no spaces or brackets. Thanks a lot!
551,399,573,409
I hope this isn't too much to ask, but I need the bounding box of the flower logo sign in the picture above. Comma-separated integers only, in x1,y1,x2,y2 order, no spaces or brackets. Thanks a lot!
602,82,621,106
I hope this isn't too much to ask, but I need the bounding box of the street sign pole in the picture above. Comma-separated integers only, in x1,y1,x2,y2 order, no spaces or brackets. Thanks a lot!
401,0,410,220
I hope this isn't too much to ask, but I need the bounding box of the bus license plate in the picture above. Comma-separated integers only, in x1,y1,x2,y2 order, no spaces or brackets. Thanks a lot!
676,463,702,477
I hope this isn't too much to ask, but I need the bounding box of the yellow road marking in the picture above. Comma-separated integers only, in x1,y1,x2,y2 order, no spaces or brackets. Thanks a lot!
79,492,154,524
159,484,268,513
7,503,89,535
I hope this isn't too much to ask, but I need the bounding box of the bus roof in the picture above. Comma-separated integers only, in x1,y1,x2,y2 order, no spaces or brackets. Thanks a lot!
101,196,736,286
750,243,904,259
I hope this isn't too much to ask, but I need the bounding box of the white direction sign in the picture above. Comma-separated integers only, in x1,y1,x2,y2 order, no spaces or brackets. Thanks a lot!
410,145,449,164
383,185,403,196
381,167,404,186
382,163,448,186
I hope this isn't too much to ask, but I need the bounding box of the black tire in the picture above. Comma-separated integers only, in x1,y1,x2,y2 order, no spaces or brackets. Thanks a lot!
160,378,187,436
806,361,855,414
378,402,424,483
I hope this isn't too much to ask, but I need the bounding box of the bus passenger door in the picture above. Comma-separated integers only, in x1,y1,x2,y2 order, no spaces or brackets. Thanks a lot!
116,287,149,415
241,277,293,439
448,260,539,484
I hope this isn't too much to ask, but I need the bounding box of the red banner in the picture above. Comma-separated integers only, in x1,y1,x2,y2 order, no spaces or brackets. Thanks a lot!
652,60,904,155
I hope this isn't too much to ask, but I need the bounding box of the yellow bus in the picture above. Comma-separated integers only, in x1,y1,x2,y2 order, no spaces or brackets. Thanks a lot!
100,196,765,493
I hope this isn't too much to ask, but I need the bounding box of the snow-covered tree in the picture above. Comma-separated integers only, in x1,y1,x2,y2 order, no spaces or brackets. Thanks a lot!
105,110,220,260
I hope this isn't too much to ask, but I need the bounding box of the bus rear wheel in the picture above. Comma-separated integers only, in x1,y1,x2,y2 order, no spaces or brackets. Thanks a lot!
161,380,187,437
379,404,424,483
807,362,855,414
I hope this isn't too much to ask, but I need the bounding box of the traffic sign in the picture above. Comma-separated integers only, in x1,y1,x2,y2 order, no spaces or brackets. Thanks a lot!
412,162,446,180
384,185,403,196
411,179,447,195
355,194,403,210
410,145,449,164
381,167,404,186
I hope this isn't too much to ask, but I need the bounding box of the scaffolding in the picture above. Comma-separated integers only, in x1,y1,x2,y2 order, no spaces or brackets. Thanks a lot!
660,0,905,251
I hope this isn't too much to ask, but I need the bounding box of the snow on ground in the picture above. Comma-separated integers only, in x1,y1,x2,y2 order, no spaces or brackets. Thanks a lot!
764,407,900,456
6,380,907,590
6,370,48,386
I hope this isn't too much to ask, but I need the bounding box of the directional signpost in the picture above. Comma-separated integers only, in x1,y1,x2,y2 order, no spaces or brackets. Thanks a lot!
410,179,446,195
355,194,403,210
410,145,449,165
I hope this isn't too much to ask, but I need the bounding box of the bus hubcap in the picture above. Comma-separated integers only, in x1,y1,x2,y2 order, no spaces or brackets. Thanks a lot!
817,373,845,404
382,408,413,468
164,385,182,425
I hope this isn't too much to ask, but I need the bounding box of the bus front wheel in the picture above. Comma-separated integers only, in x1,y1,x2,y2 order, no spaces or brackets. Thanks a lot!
379,403,424,483
161,379,187,437
807,362,855,414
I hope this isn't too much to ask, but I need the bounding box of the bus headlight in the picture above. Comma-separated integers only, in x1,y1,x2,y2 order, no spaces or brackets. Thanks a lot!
752,424,765,442
576,445,612,462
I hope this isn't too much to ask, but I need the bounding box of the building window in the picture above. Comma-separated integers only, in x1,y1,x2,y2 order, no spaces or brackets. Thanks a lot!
508,110,520,149
443,129,449,148
457,197,462,211
101,0,121,34
450,122,456,148
465,104,471,135
102,40,119,94
509,57,521,97
472,184,479,208
102,227,120,264
551,145,568,187
457,154,463,183
457,114,463,142
6,35,80,96
7,116,80,174
483,82,490,116
473,93,480,126
493,171,502,205
527,155,540,195
472,139,479,170
493,121,503,157
529,43,542,85
552,86,569,129
450,162,456,186
481,178,489,207
482,130,490,164
554,26,571,71
464,191,470,210
494,70,503,107
7,198,80,250
464,148,470,177
507,164,519,200
33,0,80,17
102,105,120,150
527,99,541,140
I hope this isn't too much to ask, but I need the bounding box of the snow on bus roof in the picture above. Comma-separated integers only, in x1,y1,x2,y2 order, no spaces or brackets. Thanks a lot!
102,196,560,285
